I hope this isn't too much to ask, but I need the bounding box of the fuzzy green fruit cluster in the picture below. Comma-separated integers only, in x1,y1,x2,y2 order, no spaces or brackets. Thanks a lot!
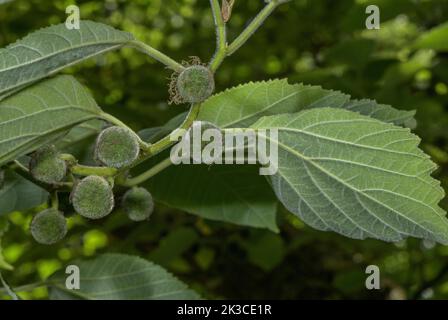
176,65,215,103
95,126,140,169
30,209,67,245
122,187,154,222
29,145,67,184
71,175,115,219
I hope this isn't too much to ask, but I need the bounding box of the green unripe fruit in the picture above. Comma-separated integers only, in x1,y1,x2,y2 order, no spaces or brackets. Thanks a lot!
30,209,67,245
95,127,140,169
29,145,66,184
122,187,154,222
176,65,215,103
72,175,114,219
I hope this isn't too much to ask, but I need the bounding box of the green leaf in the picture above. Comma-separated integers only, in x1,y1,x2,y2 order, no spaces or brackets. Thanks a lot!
146,164,279,231
0,170,48,216
415,22,448,52
56,119,104,150
198,79,415,128
156,80,414,230
48,253,200,300
198,79,350,128
0,75,103,166
342,99,416,128
0,20,134,100
252,108,448,244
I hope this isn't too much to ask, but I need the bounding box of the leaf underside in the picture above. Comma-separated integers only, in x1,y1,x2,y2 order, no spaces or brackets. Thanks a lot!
49,254,200,300
252,108,448,244
0,20,134,101
0,75,102,166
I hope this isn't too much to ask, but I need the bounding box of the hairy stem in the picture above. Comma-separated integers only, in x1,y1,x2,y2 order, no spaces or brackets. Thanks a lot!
227,0,285,56
120,103,201,186
121,157,172,187
209,0,227,72
129,40,185,73
142,102,202,157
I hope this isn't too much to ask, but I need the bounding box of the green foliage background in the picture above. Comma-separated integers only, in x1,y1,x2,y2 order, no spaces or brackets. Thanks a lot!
1,0,448,299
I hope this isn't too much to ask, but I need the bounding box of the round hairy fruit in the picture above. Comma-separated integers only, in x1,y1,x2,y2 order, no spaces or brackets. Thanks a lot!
95,127,140,169
71,175,114,219
30,209,67,245
122,187,154,222
29,145,66,184
176,65,215,103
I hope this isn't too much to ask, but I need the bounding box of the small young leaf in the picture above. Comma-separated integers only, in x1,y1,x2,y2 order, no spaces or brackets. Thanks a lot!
252,108,448,244
48,254,200,300
0,21,134,100
0,75,102,166
0,170,48,216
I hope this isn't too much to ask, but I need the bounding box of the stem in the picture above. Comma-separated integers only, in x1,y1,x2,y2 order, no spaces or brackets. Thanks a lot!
51,191,59,209
70,164,118,177
121,103,202,185
144,103,202,157
128,40,185,73
227,0,283,56
209,0,227,72
122,157,172,187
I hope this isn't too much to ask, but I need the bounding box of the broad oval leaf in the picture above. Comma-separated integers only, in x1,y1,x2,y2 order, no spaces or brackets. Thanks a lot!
0,20,134,100
252,108,448,244
0,170,48,216
48,254,200,300
198,79,415,128
0,75,102,166
146,164,278,231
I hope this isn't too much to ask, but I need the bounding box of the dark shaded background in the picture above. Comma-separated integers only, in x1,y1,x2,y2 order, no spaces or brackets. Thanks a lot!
1,0,448,299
